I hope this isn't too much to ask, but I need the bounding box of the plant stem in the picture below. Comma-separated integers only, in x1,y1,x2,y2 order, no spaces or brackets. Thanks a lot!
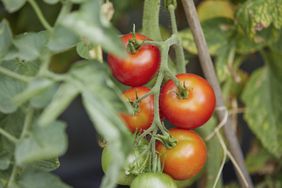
0,67,31,82
168,5,186,73
142,0,162,40
6,165,17,188
21,109,34,138
0,128,18,144
181,0,253,187
56,1,73,24
28,0,52,31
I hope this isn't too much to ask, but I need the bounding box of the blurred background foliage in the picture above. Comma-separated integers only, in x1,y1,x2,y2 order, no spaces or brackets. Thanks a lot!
0,0,282,188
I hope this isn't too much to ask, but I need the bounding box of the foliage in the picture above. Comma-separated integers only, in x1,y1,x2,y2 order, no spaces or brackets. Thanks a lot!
0,0,281,187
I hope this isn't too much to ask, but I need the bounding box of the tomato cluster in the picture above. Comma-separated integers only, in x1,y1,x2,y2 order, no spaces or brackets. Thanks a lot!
104,33,216,187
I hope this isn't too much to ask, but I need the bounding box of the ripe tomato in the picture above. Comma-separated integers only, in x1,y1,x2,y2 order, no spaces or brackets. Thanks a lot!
108,33,160,86
120,87,154,133
160,73,215,129
156,128,207,180
130,173,177,188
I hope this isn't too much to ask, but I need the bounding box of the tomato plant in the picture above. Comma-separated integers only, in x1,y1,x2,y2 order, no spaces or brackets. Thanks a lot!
108,33,160,86
120,87,154,133
130,173,177,188
156,128,207,180
0,0,282,188
160,73,216,129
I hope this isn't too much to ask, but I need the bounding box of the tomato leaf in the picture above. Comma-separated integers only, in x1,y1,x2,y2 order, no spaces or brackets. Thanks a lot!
60,0,126,58
12,31,49,62
30,158,60,172
1,0,26,13
242,51,282,158
48,25,79,53
236,0,282,38
43,0,59,4
0,20,13,59
197,0,235,21
179,18,233,55
13,78,59,109
66,61,132,188
17,169,70,188
15,121,68,165
38,82,79,126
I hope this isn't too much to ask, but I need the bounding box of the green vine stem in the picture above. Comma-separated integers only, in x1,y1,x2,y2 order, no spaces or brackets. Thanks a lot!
27,0,52,31
142,0,162,41
0,128,18,144
168,4,186,73
6,165,17,188
56,1,73,24
0,67,32,83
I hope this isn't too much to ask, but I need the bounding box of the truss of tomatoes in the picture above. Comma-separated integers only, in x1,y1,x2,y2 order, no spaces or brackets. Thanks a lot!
105,33,216,186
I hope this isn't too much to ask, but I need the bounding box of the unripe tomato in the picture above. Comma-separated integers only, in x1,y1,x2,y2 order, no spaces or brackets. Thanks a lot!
130,173,177,188
108,33,160,86
120,87,154,133
101,147,135,185
160,73,215,129
101,143,149,186
156,128,207,180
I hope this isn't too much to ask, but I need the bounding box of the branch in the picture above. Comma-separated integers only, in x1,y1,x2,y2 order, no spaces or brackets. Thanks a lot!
180,0,253,187
28,0,52,31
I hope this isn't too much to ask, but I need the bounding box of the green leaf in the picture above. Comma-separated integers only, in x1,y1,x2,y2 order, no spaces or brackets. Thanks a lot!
67,61,132,188
82,92,132,188
197,0,235,21
180,18,233,55
38,82,79,126
0,20,13,59
0,110,25,156
43,0,59,4
13,78,59,109
1,0,26,13
13,31,49,61
198,117,224,188
61,0,126,58
0,76,25,113
0,152,10,170
48,25,79,53
15,121,67,165
76,41,99,60
245,143,274,174
236,0,282,38
31,158,60,172
242,51,282,157
235,27,280,54
17,170,70,188
30,84,58,109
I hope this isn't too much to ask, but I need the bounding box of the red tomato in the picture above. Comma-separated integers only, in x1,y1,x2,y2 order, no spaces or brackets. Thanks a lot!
108,33,160,86
120,87,154,133
160,73,215,129
156,128,207,180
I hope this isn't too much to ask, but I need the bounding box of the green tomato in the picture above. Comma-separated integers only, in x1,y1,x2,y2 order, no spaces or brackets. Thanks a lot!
101,146,148,186
130,173,177,188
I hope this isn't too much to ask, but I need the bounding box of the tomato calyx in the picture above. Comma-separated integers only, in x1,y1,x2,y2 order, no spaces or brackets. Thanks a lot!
155,132,177,149
176,81,189,99
127,26,143,54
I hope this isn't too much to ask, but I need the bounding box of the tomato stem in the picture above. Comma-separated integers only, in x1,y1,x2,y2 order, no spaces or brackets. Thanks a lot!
0,66,32,83
0,128,18,144
168,3,187,73
127,24,142,54
28,0,52,31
